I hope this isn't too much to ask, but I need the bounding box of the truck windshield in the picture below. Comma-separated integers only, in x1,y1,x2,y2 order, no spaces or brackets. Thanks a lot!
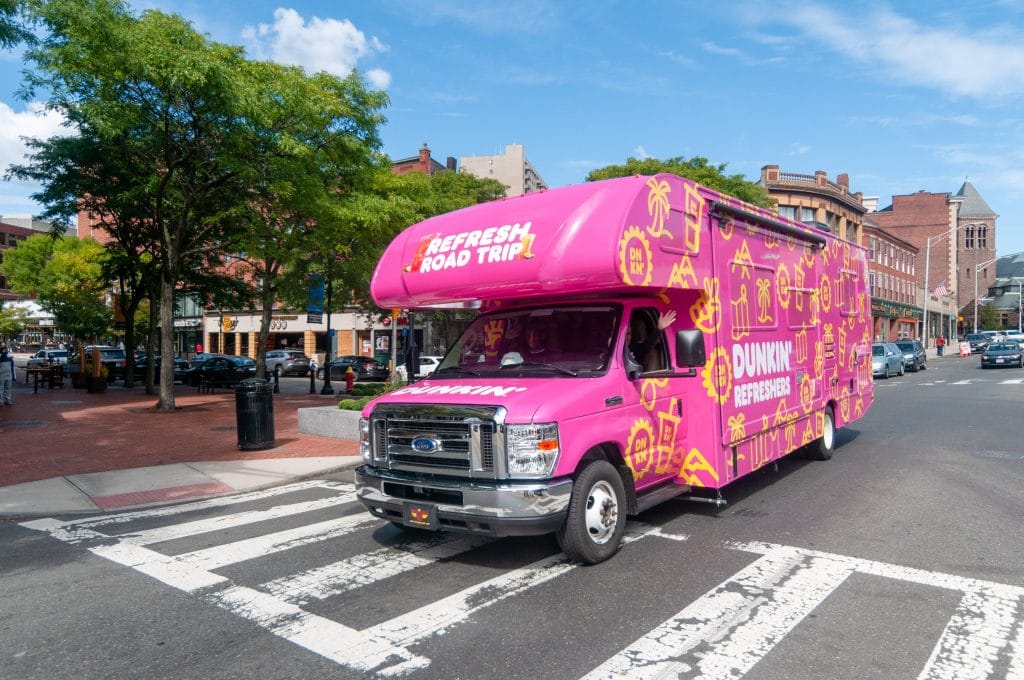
435,305,620,377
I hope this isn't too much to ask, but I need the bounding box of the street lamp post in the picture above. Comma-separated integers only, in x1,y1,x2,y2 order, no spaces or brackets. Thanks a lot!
320,269,335,396
973,256,999,334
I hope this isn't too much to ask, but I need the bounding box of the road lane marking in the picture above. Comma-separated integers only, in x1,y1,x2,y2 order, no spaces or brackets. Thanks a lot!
116,493,358,545
583,546,854,679
261,533,492,605
919,586,1022,680
22,495,1024,680
20,480,352,532
177,512,380,571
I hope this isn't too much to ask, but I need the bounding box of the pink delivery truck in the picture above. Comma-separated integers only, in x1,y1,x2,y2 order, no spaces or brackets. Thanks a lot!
354,173,874,564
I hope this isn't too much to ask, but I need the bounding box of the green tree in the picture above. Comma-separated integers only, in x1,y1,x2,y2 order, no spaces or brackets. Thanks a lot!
586,156,773,208
979,303,999,330
228,60,386,378
0,302,30,341
298,164,507,335
15,0,258,409
0,0,32,49
2,233,110,340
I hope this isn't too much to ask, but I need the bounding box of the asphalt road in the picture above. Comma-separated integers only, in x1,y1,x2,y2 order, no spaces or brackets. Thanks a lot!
3,355,1023,679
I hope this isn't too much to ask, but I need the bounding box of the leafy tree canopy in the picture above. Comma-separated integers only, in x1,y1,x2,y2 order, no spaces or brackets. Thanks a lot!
0,0,32,49
586,155,773,208
2,232,110,339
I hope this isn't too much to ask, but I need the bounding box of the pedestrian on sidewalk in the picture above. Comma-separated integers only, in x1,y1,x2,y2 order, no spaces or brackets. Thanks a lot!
936,335,945,356
0,345,15,405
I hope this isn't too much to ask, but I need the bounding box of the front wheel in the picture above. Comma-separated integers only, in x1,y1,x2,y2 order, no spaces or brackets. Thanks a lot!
807,406,835,461
316,368,324,380
556,460,627,565
898,363,905,376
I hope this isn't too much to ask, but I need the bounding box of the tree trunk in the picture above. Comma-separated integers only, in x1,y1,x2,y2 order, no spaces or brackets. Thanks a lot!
155,274,176,410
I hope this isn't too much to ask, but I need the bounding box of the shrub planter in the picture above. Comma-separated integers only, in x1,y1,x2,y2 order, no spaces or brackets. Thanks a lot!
85,375,108,393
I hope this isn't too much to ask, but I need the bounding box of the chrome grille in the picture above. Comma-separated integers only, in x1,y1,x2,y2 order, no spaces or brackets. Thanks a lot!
370,404,505,478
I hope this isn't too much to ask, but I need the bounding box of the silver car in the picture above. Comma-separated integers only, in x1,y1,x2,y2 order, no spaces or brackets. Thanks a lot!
871,342,904,378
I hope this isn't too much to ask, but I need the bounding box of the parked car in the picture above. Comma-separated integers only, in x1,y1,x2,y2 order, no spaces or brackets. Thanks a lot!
980,341,1023,369
1004,330,1024,343
965,333,990,354
265,349,311,377
395,355,443,381
894,340,926,372
184,355,258,387
316,355,390,382
188,353,226,369
80,345,127,381
135,354,190,383
26,348,69,368
871,342,904,378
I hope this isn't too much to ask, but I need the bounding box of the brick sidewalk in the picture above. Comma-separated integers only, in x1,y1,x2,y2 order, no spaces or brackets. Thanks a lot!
0,380,357,488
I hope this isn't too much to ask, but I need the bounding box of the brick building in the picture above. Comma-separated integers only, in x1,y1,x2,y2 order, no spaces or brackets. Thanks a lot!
871,181,997,341
391,143,457,176
863,219,922,341
759,165,866,244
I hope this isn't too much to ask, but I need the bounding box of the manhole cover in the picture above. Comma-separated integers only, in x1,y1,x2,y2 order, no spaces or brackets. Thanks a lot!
5,421,49,428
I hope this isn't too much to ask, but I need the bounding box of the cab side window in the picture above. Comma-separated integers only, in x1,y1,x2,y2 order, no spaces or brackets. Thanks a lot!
628,308,667,373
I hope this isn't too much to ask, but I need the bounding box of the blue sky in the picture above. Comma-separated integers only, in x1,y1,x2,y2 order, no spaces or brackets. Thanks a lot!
3,1,1024,255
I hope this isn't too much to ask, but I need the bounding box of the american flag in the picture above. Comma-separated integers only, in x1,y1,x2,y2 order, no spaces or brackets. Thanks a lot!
933,282,948,297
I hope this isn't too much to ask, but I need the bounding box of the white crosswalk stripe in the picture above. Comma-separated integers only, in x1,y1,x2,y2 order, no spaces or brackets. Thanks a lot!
19,483,1024,679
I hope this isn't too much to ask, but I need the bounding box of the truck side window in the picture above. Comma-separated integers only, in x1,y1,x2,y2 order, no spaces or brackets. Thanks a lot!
627,308,667,373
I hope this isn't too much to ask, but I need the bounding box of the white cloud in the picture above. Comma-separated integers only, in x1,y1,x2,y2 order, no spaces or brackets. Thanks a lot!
766,3,1024,98
789,143,812,155
635,145,652,160
242,8,391,86
0,102,67,215
366,69,391,90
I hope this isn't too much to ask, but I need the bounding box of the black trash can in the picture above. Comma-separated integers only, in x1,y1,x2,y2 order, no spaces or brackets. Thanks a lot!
235,378,275,450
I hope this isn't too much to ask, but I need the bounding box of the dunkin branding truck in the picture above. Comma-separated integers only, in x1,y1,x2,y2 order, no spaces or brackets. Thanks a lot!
355,174,874,564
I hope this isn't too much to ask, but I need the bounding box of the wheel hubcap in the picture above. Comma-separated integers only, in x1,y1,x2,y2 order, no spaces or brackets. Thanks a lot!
823,413,834,450
583,480,618,544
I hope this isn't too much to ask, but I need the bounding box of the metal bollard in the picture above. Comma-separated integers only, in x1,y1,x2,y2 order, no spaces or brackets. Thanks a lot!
273,370,280,393
309,367,316,394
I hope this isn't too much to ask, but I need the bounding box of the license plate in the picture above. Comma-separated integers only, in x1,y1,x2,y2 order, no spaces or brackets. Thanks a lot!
403,502,439,530
997,358,1004,363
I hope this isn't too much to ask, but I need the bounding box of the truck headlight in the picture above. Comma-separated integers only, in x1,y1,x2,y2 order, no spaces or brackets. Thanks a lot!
359,417,372,464
506,423,559,477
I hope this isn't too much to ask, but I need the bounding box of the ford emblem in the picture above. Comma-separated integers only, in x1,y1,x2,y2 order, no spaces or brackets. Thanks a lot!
411,436,441,453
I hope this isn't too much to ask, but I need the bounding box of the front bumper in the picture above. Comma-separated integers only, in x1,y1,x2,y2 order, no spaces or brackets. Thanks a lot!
354,465,572,537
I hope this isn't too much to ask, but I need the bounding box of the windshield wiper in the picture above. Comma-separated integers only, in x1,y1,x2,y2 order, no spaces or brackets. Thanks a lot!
432,366,481,377
513,362,579,377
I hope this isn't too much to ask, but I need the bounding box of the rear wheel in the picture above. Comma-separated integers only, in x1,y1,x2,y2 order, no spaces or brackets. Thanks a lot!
556,460,626,565
898,363,904,376
807,406,835,461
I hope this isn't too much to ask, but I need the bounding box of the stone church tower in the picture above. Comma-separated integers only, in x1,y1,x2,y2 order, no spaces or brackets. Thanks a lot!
954,181,998,312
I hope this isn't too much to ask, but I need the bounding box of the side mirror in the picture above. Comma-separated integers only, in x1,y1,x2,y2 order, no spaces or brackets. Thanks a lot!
623,347,643,381
676,329,706,368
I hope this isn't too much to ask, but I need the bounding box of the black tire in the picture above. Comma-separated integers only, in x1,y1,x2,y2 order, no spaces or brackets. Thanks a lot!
898,363,904,376
807,406,835,461
556,460,627,565
316,368,324,380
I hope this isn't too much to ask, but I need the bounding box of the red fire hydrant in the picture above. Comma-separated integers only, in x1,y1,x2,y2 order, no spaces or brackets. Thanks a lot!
345,366,355,392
